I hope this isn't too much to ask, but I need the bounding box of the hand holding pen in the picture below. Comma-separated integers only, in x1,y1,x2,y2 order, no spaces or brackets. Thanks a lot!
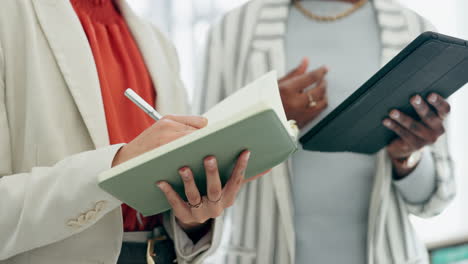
112,88,207,167
112,88,263,238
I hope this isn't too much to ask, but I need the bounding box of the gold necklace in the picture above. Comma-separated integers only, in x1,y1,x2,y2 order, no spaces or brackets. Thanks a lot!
293,0,369,22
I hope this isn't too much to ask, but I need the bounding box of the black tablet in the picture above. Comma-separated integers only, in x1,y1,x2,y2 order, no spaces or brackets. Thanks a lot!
299,32,468,154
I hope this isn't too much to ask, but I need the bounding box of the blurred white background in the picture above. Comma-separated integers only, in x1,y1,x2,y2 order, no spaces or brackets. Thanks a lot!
127,0,249,102
127,0,468,248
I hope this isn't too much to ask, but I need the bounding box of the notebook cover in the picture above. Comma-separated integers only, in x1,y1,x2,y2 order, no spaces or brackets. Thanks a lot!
300,32,468,154
99,110,297,216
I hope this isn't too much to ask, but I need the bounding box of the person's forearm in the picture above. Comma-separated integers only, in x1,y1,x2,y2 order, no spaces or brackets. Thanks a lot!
392,150,423,180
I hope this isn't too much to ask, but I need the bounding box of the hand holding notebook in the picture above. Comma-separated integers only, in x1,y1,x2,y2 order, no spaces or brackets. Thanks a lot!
111,90,271,228
99,72,298,216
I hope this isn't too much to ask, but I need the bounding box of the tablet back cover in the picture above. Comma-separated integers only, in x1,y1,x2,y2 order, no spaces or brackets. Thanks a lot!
300,32,468,154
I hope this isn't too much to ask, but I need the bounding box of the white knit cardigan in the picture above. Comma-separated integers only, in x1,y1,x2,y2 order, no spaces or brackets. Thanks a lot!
200,0,455,263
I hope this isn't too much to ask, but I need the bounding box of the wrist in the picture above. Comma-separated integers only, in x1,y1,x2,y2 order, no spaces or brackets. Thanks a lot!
177,218,213,243
177,218,210,232
111,144,129,167
391,150,423,180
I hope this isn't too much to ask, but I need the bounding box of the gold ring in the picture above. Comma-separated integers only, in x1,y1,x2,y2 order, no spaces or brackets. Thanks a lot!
187,200,202,209
308,93,317,108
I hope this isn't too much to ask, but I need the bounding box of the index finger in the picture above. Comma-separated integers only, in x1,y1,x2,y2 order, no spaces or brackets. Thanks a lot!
243,169,271,184
157,181,192,219
162,115,208,129
282,67,328,93
426,93,451,119
279,57,309,82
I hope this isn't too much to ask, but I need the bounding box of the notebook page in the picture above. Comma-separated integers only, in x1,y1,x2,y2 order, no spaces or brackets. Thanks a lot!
203,71,278,125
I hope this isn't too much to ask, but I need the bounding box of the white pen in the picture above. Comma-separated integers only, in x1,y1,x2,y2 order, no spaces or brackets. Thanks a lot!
124,88,163,121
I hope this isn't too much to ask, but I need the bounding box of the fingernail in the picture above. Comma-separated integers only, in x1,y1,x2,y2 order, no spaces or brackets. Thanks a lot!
179,168,190,180
206,157,216,168
428,94,437,103
245,151,251,160
413,95,422,105
156,182,164,189
390,110,400,119
383,119,392,127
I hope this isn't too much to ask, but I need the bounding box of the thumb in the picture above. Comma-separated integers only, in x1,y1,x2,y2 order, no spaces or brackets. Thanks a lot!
243,169,272,184
161,115,208,129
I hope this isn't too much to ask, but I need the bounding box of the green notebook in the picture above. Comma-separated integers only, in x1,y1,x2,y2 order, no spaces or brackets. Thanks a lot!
98,71,298,216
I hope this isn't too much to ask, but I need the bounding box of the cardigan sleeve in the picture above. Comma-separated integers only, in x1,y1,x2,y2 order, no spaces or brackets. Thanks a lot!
395,14,456,218
393,148,437,204
400,130,455,218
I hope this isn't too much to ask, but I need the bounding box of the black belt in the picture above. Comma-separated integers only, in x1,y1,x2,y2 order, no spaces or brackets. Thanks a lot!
117,227,177,264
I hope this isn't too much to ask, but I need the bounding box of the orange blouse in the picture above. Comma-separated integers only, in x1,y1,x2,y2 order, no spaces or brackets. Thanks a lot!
71,0,162,231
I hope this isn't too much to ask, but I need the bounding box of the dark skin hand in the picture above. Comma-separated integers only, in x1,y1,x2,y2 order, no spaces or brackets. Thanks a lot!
279,58,329,128
383,93,450,178
280,59,450,180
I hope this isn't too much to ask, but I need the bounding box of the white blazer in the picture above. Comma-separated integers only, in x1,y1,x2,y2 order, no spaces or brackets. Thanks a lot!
200,0,456,263
0,0,222,263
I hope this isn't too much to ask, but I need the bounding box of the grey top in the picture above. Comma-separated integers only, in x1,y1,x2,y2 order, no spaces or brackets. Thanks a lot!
285,1,437,263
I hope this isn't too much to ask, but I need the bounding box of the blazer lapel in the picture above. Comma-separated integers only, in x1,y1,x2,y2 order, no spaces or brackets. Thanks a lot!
117,0,187,116
32,0,109,148
249,0,296,260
